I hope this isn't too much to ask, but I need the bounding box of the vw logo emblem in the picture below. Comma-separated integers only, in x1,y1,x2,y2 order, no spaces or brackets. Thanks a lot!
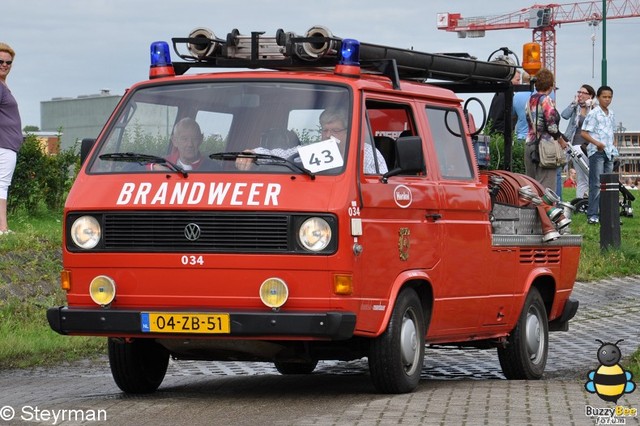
184,223,201,241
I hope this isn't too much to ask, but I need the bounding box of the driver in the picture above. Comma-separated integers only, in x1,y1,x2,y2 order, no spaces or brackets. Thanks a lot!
166,117,216,171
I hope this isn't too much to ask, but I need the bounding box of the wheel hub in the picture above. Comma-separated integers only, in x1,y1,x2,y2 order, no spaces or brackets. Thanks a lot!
400,315,418,367
525,309,542,361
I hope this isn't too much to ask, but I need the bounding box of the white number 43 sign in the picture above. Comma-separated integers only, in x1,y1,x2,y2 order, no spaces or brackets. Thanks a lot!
298,137,344,173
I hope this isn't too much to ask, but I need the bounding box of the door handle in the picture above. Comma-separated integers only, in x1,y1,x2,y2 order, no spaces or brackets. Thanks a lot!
425,213,442,221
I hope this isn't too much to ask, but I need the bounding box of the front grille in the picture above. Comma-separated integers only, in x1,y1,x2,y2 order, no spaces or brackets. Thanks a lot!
102,212,290,252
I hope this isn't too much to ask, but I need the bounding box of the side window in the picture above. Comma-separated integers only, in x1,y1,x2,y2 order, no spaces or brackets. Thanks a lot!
426,107,474,180
365,100,418,175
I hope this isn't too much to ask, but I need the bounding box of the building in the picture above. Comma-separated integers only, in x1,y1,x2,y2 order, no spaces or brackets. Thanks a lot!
40,89,121,150
616,129,640,178
25,131,61,155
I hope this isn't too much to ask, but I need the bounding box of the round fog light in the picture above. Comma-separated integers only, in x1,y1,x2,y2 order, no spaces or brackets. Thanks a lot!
260,278,289,309
89,275,116,306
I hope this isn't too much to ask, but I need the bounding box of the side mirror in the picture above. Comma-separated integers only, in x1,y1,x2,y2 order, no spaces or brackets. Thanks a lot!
80,138,96,166
381,136,424,182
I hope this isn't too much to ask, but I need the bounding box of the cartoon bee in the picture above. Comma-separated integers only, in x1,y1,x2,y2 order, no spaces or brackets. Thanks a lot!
585,339,636,403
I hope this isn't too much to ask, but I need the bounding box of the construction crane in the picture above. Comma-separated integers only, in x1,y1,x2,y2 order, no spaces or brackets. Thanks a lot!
437,0,640,76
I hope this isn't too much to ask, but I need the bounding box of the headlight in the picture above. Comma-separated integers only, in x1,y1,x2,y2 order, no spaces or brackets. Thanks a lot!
298,217,332,252
70,215,101,249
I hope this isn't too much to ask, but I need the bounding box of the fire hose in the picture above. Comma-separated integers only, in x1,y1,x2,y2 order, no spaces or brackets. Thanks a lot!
481,170,574,242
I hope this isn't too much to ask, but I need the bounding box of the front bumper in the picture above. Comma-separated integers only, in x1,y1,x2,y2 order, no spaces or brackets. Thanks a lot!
47,307,357,340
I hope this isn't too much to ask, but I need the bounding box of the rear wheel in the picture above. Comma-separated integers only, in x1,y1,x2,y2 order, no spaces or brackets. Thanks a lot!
108,338,170,394
274,360,318,375
369,288,425,394
498,288,548,379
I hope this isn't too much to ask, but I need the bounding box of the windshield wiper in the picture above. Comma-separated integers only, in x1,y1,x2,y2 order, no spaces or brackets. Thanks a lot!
99,152,188,178
210,152,315,180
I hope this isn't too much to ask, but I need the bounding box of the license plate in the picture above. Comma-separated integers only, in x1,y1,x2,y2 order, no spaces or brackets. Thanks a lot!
141,312,230,334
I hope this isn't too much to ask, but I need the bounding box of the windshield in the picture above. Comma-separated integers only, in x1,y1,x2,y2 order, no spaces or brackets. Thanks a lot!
88,81,351,176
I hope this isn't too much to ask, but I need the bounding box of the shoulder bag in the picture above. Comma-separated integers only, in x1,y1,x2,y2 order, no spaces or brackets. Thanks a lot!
529,95,567,169
538,137,566,169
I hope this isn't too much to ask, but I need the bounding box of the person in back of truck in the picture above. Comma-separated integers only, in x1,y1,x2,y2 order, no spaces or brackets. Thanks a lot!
487,68,521,135
236,107,388,174
512,71,532,143
524,68,568,190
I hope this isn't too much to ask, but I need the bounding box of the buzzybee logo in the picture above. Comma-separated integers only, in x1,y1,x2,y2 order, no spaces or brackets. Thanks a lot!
585,339,636,403
584,339,637,424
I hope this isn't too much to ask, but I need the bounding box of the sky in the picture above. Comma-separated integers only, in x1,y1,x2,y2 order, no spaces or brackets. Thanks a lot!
2,0,638,132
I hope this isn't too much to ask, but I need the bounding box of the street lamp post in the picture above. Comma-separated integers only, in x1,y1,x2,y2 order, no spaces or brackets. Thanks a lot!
602,0,607,86
616,122,626,173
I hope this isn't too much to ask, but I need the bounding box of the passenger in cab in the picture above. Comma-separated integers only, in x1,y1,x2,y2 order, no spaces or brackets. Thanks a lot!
236,108,388,174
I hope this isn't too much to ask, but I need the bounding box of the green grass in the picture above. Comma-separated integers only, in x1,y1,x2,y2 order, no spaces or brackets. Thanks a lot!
1,191,639,374
626,349,640,380
561,187,640,281
0,297,105,369
0,210,105,369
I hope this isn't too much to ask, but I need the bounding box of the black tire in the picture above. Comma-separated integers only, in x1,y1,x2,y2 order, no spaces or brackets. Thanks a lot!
108,338,170,394
498,287,548,380
274,360,318,375
369,288,425,394
571,198,588,214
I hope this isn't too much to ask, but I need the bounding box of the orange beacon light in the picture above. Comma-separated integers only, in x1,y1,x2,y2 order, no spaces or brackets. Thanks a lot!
522,42,542,76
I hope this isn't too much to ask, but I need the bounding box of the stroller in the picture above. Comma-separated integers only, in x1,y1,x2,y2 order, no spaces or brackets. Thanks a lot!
567,145,635,217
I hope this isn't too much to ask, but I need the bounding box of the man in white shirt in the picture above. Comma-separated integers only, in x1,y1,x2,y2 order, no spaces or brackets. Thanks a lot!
236,108,388,174
581,86,617,224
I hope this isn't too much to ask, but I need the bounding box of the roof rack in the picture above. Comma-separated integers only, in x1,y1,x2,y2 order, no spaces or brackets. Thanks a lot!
170,26,518,88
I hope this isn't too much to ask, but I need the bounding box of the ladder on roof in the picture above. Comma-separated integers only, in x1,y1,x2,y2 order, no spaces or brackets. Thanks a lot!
170,26,518,88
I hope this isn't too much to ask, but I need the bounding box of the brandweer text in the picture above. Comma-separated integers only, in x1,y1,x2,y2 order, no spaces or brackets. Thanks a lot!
116,182,281,206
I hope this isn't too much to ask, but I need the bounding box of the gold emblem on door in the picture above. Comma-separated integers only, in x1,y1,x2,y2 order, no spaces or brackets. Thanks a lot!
398,227,410,261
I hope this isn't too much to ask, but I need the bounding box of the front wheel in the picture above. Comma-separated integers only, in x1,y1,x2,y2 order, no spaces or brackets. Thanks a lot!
498,287,549,379
369,288,425,394
108,338,170,394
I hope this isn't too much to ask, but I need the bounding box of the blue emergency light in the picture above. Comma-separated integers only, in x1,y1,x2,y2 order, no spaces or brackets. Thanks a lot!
150,41,172,66
339,39,360,66
149,41,175,79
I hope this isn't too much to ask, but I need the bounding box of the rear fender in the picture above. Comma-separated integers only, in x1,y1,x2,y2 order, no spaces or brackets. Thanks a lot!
517,268,556,321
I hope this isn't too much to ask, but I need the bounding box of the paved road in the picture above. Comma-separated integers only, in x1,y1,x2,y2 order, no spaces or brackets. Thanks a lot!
0,276,639,425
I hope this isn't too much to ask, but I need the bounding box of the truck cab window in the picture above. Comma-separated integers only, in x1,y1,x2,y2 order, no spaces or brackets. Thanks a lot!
426,107,474,180
365,100,418,175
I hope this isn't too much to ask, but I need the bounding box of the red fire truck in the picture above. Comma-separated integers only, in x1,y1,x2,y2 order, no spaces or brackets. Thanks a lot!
47,26,581,394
